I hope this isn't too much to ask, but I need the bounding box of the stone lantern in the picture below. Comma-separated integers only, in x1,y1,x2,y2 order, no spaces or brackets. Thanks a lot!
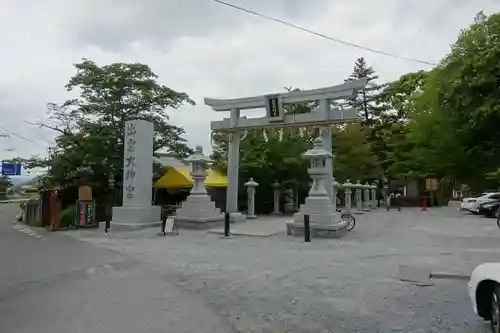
342,179,353,213
174,145,223,228
363,181,371,211
286,137,347,239
244,178,259,219
271,180,281,215
353,180,364,214
371,183,378,209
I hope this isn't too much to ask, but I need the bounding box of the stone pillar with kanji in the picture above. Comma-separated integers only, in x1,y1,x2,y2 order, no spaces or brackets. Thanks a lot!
112,119,161,229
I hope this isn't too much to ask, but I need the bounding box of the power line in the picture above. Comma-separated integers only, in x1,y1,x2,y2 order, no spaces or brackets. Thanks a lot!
0,124,40,146
210,0,438,66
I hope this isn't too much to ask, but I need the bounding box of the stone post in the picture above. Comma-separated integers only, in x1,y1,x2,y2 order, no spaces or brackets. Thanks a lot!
353,180,364,214
112,119,161,229
332,177,339,212
287,137,347,238
319,99,334,204
244,178,259,219
174,146,223,228
271,180,281,215
226,108,243,222
371,183,378,209
343,179,353,213
363,182,371,211
382,176,389,208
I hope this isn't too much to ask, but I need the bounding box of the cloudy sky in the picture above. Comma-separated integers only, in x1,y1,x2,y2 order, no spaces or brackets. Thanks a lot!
0,0,499,163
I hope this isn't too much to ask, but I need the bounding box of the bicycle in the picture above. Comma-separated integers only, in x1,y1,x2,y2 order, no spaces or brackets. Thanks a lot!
337,209,356,231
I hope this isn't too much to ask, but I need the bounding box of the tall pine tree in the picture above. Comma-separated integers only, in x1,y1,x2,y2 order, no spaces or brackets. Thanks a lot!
345,57,386,125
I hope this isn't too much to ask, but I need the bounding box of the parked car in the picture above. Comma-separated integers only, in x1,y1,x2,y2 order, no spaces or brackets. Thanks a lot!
469,263,500,332
478,199,500,218
461,192,500,213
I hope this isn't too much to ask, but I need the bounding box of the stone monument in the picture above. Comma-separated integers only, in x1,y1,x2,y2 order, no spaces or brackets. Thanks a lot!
363,182,371,211
343,179,353,213
244,178,258,219
271,180,281,215
112,119,161,229
204,79,367,221
174,146,223,228
353,180,364,215
286,137,347,238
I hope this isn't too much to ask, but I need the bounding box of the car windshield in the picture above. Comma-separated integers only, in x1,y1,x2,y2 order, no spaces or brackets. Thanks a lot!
472,193,487,198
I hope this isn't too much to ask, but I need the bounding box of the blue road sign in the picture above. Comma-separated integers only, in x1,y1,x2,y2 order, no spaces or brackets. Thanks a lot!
1,162,22,176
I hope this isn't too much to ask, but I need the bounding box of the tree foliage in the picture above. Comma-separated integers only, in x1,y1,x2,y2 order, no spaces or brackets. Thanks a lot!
407,12,500,188
0,175,12,199
11,11,500,209
18,59,194,202
345,57,387,123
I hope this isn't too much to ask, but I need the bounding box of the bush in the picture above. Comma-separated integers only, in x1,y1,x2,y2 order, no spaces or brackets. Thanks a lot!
60,205,76,228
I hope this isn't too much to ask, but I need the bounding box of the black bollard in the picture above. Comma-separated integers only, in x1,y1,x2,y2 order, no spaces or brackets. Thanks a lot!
304,214,311,242
105,219,110,234
161,209,167,236
224,211,230,237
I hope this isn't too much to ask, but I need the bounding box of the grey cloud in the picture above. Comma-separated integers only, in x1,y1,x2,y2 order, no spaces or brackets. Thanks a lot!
62,0,329,51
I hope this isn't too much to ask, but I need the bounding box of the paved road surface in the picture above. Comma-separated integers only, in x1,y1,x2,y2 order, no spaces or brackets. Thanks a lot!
0,203,234,333
1,203,494,332
71,208,494,332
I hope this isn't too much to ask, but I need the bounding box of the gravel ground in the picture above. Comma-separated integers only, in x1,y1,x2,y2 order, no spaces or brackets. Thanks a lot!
69,207,500,332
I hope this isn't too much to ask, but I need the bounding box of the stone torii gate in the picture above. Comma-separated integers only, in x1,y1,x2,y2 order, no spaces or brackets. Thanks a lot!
205,79,367,220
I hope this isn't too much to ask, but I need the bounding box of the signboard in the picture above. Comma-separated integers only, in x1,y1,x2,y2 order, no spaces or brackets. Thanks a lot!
265,95,284,122
426,178,439,191
75,200,96,227
1,162,21,176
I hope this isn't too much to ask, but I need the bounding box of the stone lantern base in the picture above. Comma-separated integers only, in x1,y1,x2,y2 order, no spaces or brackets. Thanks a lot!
174,194,224,229
286,221,348,239
286,195,348,239
112,206,162,230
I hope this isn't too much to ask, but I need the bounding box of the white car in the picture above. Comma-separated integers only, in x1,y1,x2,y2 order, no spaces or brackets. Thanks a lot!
469,263,500,332
461,192,500,213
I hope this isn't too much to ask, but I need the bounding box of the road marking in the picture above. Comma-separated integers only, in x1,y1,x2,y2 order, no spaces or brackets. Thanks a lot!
12,223,47,241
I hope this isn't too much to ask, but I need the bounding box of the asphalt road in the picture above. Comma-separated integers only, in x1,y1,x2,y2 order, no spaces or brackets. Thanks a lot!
0,203,234,333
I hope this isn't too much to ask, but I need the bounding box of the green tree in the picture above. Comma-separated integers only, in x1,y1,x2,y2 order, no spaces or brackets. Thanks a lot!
331,122,380,182
345,57,387,123
18,59,194,203
407,12,500,188
0,175,12,199
371,71,428,180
